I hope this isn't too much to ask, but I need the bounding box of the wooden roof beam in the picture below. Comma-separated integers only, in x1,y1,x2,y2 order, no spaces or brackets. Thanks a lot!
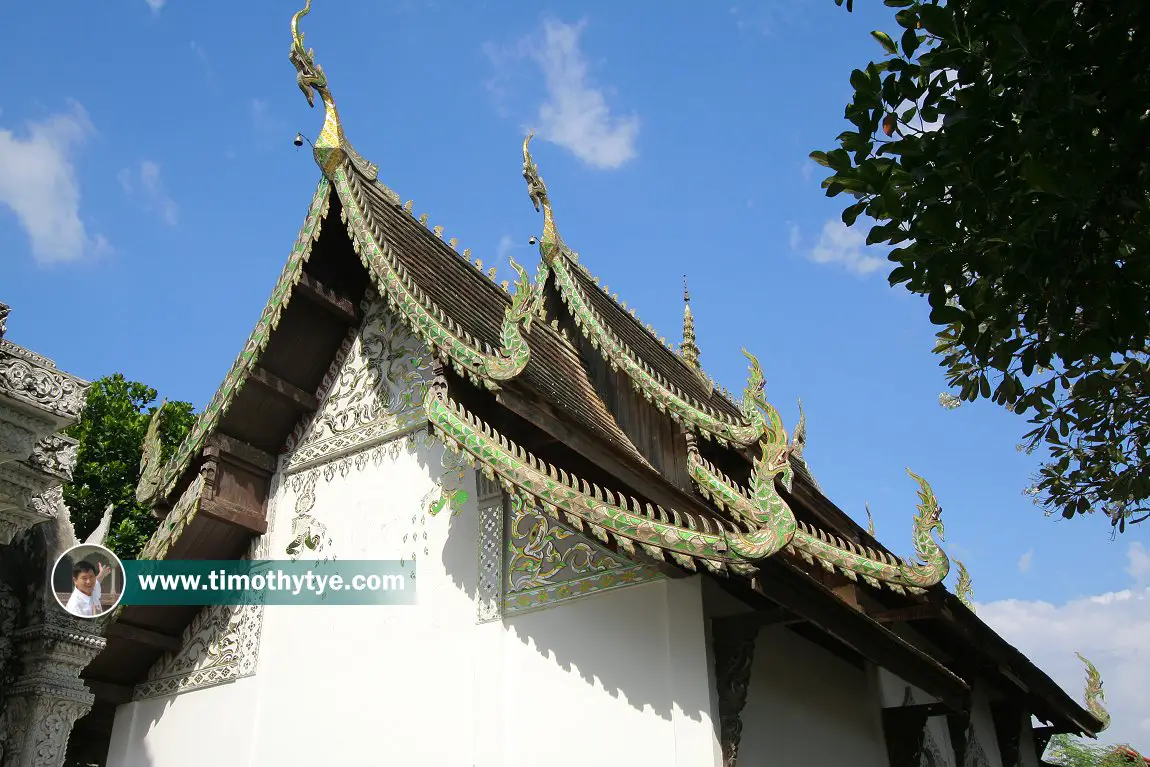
208,432,278,474
83,680,135,706
495,383,718,521
713,608,801,634
871,604,943,624
199,496,269,535
105,621,183,653
745,559,970,713
921,593,1100,736
295,272,361,326
249,365,319,412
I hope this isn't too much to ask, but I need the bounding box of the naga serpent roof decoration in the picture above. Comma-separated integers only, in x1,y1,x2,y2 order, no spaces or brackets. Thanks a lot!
1077,652,1112,732
141,1,950,597
519,137,758,447
686,352,949,592
291,0,547,392
420,336,951,591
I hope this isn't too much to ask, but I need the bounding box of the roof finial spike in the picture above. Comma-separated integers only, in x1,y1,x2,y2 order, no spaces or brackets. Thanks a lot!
955,559,975,611
680,275,701,371
289,0,376,178
522,131,567,262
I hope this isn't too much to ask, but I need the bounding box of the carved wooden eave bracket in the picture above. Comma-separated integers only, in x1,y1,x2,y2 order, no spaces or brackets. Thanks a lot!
139,177,333,506
0,317,88,544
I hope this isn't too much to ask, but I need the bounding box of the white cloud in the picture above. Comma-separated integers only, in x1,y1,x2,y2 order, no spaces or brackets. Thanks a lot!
119,160,178,225
787,222,801,251
807,219,885,275
189,41,213,85
0,101,109,265
801,161,815,183
250,99,288,150
1018,548,1034,574
496,234,517,262
979,545,1150,750
1127,542,1150,588
146,0,166,11
728,5,801,37
488,19,639,170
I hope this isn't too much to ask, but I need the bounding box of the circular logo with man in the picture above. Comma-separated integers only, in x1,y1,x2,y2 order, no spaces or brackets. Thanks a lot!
52,543,126,619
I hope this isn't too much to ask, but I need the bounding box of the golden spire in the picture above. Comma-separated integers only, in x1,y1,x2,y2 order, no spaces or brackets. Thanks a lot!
522,132,568,262
681,276,700,370
290,1,377,179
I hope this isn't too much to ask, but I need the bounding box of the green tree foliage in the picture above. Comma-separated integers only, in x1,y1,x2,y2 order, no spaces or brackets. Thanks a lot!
1046,735,1141,767
63,374,194,559
817,0,1150,530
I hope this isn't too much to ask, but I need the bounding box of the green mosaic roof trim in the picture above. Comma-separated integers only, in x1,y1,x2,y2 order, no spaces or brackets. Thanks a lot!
139,177,332,504
291,3,546,393
136,399,166,505
424,380,760,577
686,351,797,559
686,360,950,594
1077,652,1112,732
955,559,975,611
333,167,545,389
550,256,760,447
519,135,755,447
139,473,207,561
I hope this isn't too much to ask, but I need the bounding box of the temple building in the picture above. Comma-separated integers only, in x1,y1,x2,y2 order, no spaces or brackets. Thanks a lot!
0,4,1127,766
0,302,115,767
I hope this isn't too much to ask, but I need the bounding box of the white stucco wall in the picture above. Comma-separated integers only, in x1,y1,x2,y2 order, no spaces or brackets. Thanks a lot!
110,437,723,766
739,625,889,767
105,676,259,767
968,684,1007,767
878,668,959,767
492,576,722,767
106,295,724,766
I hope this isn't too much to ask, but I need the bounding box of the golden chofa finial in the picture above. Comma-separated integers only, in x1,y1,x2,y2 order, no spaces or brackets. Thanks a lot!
289,0,364,177
522,131,565,261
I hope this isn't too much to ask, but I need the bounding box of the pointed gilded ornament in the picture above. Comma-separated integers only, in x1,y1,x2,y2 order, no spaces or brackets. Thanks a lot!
681,276,701,371
522,131,570,262
865,503,876,537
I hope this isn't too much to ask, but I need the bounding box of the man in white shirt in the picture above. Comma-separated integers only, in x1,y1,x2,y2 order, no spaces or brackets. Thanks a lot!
65,559,111,618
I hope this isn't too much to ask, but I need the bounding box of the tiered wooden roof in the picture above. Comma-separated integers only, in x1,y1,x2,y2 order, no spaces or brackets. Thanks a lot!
77,0,1104,755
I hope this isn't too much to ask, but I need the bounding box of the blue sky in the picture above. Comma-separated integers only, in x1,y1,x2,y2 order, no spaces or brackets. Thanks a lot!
2,0,1146,744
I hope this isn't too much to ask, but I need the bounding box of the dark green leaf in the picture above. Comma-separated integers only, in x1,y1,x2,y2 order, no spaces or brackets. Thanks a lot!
809,150,831,168
871,30,899,56
901,28,921,58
